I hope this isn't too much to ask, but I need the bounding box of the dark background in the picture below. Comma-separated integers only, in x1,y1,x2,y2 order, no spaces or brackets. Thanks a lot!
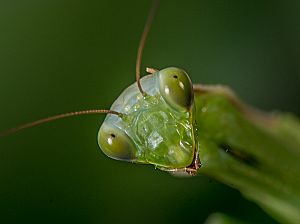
0,0,299,223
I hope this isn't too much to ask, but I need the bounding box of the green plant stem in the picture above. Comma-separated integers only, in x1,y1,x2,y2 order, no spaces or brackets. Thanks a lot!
194,85,300,224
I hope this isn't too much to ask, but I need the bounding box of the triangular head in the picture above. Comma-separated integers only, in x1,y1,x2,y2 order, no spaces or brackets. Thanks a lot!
98,67,199,173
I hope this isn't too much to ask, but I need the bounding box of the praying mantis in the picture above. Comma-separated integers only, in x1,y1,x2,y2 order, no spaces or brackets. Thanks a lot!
1,0,300,223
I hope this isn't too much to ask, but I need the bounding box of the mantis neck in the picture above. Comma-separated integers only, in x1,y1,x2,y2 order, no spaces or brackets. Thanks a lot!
193,84,300,224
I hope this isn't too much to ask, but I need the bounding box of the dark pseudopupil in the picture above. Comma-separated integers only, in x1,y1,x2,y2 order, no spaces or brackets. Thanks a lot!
110,133,116,138
173,75,178,79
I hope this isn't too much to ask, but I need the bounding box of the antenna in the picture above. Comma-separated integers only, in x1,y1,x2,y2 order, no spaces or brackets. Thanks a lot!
136,0,160,95
0,109,122,137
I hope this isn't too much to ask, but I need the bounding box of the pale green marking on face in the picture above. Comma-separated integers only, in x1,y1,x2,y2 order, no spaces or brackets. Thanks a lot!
98,67,197,169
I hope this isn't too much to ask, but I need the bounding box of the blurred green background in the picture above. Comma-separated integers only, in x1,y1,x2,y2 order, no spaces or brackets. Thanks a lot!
0,0,299,223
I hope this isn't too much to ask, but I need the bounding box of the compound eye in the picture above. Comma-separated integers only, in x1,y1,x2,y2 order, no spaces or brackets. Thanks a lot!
98,123,136,161
158,67,194,111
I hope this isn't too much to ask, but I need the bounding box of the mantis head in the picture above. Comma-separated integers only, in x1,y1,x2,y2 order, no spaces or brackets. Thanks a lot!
98,67,198,172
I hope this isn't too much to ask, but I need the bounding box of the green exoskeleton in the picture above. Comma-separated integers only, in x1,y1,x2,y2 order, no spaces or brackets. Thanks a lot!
98,67,199,174
1,0,300,223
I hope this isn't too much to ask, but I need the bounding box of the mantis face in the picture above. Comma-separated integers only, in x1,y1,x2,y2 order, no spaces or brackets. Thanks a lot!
98,67,198,170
